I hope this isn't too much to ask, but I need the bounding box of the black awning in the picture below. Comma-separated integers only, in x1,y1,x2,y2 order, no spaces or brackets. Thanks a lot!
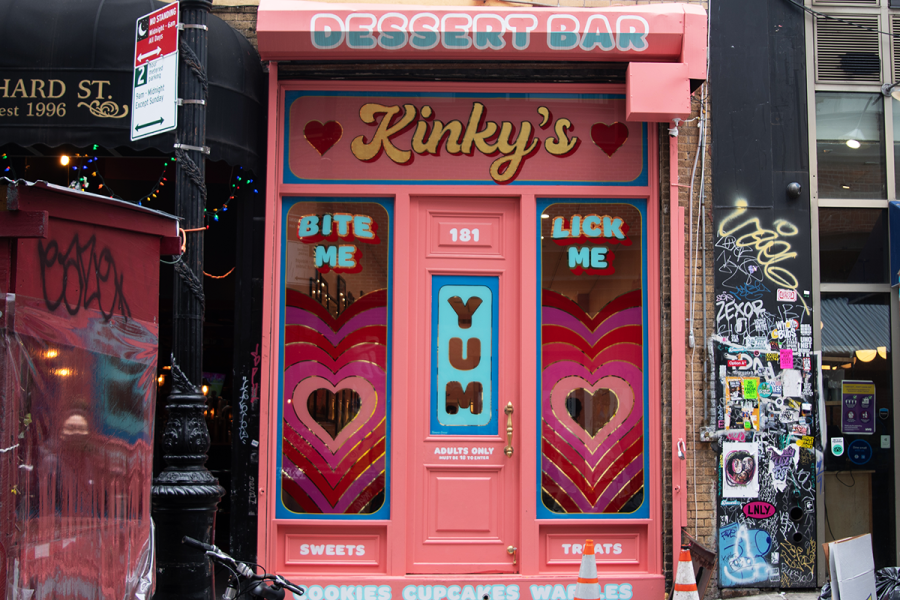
0,0,265,173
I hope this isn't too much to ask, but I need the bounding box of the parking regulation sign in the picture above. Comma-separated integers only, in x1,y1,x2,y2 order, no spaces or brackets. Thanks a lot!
131,3,178,140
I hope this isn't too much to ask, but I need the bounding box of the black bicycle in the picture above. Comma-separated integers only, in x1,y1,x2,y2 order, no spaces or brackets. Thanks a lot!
182,536,306,600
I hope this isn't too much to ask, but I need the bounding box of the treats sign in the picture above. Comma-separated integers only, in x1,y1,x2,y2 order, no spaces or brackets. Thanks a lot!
286,91,646,186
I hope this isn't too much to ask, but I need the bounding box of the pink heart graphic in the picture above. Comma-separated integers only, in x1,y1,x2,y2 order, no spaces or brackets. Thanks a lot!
290,376,376,454
304,120,343,156
550,376,634,454
591,122,629,157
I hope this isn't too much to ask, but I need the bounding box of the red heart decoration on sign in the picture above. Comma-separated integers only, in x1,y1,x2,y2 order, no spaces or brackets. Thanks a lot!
304,120,343,156
591,122,629,157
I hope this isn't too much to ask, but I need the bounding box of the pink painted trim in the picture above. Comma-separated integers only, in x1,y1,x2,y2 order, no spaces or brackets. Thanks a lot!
519,193,539,576
390,191,411,575
258,61,280,569
645,126,662,574
669,132,687,551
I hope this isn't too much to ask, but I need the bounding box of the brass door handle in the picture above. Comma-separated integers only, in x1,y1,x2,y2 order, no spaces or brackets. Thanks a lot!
507,545,517,565
504,402,514,457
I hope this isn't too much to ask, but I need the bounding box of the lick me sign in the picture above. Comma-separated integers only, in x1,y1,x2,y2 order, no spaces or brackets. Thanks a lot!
286,91,647,186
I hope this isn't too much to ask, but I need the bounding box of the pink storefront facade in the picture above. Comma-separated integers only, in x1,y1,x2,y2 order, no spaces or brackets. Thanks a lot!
255,3,706,598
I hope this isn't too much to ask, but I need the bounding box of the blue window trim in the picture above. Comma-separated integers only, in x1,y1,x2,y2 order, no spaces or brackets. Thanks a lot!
535,197,649,519
276,196,393,520
430,275,500,436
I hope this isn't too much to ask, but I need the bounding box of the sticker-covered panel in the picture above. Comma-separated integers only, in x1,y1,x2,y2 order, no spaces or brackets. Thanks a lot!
714,340,819,589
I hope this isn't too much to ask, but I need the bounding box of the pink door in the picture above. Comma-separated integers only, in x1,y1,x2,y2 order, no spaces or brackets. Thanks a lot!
407,197,521,574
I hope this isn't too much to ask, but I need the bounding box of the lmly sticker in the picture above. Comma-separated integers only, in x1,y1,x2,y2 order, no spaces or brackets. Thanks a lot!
742,501,776,519
758,382,772,399
831,437,844,457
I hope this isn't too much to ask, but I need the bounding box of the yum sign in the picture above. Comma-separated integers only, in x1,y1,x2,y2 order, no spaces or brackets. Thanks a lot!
285,90,647,186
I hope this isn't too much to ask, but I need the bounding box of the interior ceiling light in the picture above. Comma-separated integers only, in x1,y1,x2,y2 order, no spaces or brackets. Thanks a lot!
856,349,877,362
845,136,862,149
883,82,900,102
59,155,69,166
878,346,887,359
841,363,852,369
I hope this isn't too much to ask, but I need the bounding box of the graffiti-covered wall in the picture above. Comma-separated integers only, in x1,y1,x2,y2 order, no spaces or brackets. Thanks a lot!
710,0,817,589
712,339,819,588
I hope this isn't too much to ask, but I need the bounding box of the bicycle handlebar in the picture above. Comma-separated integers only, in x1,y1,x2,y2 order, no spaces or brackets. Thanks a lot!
183,536,216,553
181,536,305,599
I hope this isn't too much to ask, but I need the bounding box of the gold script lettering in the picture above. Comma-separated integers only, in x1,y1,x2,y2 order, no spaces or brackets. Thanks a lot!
350,103,417,165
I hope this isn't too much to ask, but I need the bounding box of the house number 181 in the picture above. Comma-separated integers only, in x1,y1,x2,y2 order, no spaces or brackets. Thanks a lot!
449,228,480,243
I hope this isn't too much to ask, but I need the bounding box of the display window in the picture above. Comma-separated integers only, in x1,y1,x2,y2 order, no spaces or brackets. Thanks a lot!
278,198,393,519
537,200,648,519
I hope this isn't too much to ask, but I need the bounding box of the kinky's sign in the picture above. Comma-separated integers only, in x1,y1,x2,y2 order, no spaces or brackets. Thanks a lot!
285,91,647,186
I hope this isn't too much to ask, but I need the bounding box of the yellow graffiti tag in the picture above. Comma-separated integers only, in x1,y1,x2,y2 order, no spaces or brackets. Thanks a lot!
780,539,816,573
718,200,809,315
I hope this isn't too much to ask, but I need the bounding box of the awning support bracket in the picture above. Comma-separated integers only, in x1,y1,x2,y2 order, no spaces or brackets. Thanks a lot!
178,24,208,31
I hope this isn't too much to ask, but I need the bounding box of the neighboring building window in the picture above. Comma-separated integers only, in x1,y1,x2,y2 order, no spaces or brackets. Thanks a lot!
815,92,885,199
818,208,888,283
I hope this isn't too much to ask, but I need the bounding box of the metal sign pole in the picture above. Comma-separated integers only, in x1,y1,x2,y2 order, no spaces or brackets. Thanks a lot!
151,1,222,599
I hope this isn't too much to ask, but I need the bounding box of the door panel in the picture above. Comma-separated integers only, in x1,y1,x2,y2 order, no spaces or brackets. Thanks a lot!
409,198,520,574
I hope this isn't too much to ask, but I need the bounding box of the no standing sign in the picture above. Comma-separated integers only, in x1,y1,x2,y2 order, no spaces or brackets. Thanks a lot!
131,3,179,140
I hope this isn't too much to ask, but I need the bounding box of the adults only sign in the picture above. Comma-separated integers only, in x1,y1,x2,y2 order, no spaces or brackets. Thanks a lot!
131,3,178,140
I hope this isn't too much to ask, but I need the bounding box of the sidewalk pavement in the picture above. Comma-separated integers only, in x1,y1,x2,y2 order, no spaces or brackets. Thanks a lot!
713,592,820,600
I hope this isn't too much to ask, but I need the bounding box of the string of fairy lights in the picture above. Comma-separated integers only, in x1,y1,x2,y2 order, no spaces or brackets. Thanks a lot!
54,151,259,228
2,149,259,278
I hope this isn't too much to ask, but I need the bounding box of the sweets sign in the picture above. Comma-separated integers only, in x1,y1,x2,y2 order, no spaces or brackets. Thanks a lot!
285,91,646,186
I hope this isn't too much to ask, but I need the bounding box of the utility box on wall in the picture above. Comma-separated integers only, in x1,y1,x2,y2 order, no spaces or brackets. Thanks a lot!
0,180,179,599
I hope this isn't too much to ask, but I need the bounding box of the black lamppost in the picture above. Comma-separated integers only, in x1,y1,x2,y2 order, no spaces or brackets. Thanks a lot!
151,1,223,598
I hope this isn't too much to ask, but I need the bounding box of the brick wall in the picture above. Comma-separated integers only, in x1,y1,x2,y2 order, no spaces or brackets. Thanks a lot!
659,83,716,595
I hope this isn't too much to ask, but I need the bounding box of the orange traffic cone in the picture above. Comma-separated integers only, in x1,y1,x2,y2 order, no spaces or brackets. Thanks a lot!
672,545,700,600
574,540,600,600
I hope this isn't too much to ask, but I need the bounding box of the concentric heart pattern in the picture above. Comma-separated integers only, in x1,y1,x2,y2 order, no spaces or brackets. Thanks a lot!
541,288,644,514
282,289,387,514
